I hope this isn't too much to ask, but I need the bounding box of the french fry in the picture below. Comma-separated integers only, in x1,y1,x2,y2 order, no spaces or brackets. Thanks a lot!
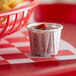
0,5,11,11
0,0,24,23
8,0,24,8
0,17,6,24
0,0,24,10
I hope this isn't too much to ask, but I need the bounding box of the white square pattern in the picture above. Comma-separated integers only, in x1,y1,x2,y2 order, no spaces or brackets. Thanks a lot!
0,48,21,55
7,58,34,64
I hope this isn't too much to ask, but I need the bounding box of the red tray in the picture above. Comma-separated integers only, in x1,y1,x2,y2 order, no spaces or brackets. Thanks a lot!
34,3,76,23
0,2,76,76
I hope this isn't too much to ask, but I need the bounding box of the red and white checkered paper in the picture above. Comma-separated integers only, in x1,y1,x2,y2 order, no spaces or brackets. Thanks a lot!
0,26,76,65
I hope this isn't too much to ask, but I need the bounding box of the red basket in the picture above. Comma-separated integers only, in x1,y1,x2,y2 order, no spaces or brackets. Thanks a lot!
0,0,39,38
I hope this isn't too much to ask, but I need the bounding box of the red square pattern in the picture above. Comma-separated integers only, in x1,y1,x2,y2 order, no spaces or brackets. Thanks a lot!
22,31,29,36
0,44,15,48
17,46,31,53
0,60,9,65
6,37,29,43
31,57,57,62
1,53,28,60
56,50,74,56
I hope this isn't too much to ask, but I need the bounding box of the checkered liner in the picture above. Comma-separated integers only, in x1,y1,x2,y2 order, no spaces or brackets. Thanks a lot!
0,27,76,65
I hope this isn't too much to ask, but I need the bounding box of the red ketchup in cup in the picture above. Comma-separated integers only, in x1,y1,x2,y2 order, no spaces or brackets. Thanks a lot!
27,23,63,57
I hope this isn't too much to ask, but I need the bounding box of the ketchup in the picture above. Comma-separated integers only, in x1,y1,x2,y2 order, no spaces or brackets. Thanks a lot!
36,24,47,30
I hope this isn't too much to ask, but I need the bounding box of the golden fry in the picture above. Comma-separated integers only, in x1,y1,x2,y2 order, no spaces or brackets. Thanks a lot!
0,0,24,10
0,17,6,24
0,0,24,23
0,5,11,11
8,0,24,8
